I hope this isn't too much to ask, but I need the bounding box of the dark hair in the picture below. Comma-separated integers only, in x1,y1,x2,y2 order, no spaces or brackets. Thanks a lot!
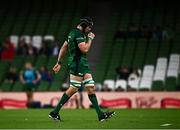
79,17,93,29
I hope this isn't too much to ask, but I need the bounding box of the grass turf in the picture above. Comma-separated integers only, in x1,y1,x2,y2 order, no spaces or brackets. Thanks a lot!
0,109,180,129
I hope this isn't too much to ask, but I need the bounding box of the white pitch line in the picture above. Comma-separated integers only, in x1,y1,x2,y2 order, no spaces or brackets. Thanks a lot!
160,123,172,126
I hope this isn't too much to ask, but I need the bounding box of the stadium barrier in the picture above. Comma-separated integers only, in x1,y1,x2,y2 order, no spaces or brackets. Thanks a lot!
0,92,180,109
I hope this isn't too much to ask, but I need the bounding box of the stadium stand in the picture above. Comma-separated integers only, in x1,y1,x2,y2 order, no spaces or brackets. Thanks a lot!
121,38,136,67
132,38,148,69
0,0,179,92
105,39,125,79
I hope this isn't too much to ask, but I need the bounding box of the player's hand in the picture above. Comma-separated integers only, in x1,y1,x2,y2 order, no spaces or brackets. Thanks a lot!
88,32,95,40
33,80,38,84
53,63,61,73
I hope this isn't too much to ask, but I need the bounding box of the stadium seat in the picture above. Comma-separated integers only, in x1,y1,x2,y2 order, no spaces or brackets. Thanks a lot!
165,77,177,91
10,56,24,72
20,35,31,44
154,58,168,76
152,81,164,91
47,56,57,70
178,71,180,86
115,80,127,91
10,35,19,48
166,54,180,78
103,80,115,91
32,35,42,50
35,55,48,69
44,35,55,41
95,83,102,91
139,80,152,91
167,69,179,78
152,58,167,91
164,54,180,91
0,81,13,92
139,65,154,90
36,81,50,91
12,81,24,92
0,61,10,83
24,56,36,65
170,54,180,62
128,78,140,90
154,69,167,81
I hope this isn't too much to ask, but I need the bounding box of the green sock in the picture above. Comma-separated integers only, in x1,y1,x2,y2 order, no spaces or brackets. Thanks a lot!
88,94,103,117
53,93,70,114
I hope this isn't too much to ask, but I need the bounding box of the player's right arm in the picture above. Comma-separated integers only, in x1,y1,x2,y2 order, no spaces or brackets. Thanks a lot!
53,41,68,73
78,32,95,53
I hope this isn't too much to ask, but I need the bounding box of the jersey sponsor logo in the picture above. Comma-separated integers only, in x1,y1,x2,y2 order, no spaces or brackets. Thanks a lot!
68,36,71,42
76,37,84,40
78,73,83,76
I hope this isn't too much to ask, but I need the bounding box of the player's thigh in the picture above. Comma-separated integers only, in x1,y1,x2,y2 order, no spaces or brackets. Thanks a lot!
71,74,84,81
83,73,96,94
83,73,93,79
66,74,84,95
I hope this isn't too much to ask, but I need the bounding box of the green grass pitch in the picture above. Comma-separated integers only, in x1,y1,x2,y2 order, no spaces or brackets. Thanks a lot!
0,109,180,129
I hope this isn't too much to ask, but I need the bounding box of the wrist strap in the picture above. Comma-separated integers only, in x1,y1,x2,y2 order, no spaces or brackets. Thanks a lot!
88,37,94,41
57,61,62,65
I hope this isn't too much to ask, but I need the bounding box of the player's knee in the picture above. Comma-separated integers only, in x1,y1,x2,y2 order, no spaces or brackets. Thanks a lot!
86,86,95,94
82,78,95,94
65,87,78,97
69,79,81,95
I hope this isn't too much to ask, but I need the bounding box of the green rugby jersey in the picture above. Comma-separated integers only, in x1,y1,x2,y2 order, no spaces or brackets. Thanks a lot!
66,28,91,76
